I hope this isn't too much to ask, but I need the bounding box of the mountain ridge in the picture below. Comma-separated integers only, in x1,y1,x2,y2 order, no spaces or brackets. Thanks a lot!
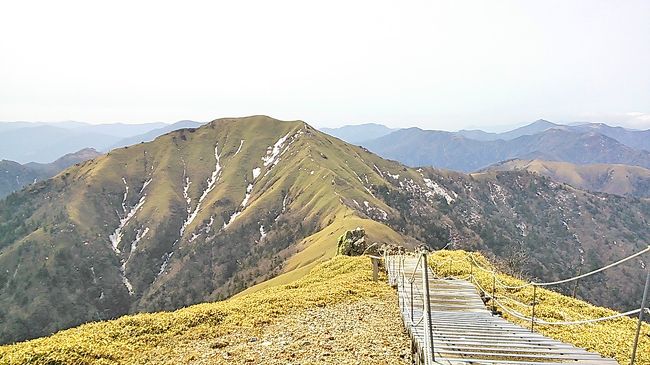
485,159,650,198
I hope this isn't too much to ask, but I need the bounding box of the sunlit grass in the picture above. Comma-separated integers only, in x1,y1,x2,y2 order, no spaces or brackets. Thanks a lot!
429,250,650,365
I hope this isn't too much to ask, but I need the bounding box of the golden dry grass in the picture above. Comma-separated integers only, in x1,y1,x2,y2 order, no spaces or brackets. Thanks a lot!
0,256,394,365
429,250,650,365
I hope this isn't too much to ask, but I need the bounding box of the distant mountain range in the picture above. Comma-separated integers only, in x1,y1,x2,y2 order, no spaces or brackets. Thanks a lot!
0,120,203,163
323,120,650,174
0,148,102,198
320,123,396,144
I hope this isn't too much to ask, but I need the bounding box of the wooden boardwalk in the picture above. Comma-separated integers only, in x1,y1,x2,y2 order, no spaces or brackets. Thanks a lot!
387,255,619,365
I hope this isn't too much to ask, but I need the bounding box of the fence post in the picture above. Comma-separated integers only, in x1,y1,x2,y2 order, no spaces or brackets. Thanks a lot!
531,285,537,333
470,255,474,277
399,254,406,290
630,270,650,365
492,274,497,314
422,253,435,363
371,257,379,282
410,280,414,321
572,265,582,298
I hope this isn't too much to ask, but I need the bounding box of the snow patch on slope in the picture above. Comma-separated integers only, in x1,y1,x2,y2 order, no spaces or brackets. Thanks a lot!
423,178,456,204
109,179,146,254
180,144,223,237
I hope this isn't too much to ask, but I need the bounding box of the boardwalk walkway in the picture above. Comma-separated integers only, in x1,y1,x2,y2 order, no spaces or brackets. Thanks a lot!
386,254,619,365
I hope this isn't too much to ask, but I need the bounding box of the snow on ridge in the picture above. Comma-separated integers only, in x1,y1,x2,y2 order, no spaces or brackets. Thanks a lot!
223,211,241,229
234,140,245,156
363,200,388,220
108,178,148,293
241,183,253,207
259,224,267,239
158,252,174,276
181,144,223,237
109,194,146,253
386,172,400,180
423,178,455,204
121,177,129,213
373,164,384,177
262,133,290,167
252,167,261,180
120,262,134,295
199,144,223,204
130,227,149,254
140,178,153,194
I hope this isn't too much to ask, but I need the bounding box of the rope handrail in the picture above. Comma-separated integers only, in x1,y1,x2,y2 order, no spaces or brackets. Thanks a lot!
493,297,645,325
468,272,647,326
463,246,650,289
534,246,650,286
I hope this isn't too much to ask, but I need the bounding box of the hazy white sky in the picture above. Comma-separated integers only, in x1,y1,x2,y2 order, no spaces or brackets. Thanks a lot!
1,0,649,130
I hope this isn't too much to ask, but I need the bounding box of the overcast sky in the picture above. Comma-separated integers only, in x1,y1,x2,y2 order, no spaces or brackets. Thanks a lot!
1,0,649,131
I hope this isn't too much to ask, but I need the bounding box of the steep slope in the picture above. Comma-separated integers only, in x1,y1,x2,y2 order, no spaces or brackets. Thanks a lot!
364,127,650,171
0,148,102,198
1,116,649,346
320,123,396,144
110,120,203,149
486,159,650,198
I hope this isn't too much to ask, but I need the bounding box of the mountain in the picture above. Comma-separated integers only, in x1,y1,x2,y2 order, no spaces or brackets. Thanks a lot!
0,116,648,345
568,123,650,152
320,123,396,144
0,148,102,198
0,125,117,163
486,159,650,198
0,122,172,163
110,120,203,148
458,119,559,141
364,127,650,172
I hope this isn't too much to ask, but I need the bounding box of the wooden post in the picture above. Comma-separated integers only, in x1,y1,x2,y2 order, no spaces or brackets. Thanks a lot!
531,285,537,333
470,255,474,277
630,270,650,365
410,280,414,321
399,255,406,290
572,265,582,298
371,257,379,281
422,253,436,363
492,275,497,314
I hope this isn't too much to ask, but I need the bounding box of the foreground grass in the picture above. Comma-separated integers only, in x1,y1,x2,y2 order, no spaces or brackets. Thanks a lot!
429,250,650,365
0,256,397,365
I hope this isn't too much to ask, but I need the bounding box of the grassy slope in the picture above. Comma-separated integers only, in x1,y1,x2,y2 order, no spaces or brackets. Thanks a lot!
490,159,650,197
429,250,650,365
0,256,398,365
235,211,404,297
